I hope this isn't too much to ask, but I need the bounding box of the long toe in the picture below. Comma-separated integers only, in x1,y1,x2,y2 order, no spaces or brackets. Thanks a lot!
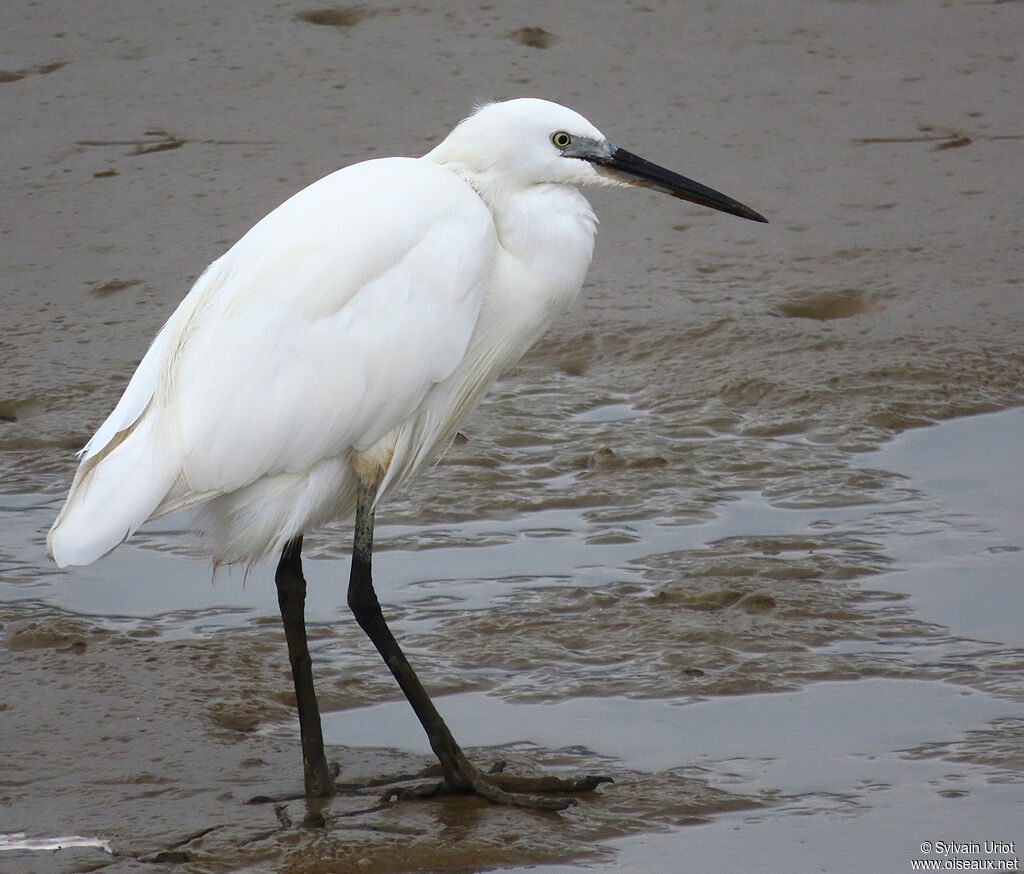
381,766,612,811
486,772,613,795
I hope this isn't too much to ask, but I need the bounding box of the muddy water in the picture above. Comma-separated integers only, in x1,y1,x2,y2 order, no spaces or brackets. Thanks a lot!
2,1,1023,872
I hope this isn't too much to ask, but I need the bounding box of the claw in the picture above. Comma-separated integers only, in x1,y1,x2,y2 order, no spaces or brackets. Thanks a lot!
381,766,612,811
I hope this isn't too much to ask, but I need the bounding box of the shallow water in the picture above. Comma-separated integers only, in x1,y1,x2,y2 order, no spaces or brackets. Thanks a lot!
3,0,1023,872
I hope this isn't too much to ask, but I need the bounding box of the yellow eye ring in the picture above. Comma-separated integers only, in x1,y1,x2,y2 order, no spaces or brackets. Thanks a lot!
551,131,572,149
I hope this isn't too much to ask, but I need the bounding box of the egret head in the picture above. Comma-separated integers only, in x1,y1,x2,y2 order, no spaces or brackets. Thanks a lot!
428,98,608,189
428,97,767,223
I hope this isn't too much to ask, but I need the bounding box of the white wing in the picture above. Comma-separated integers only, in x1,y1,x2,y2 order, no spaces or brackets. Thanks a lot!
49,157,496,566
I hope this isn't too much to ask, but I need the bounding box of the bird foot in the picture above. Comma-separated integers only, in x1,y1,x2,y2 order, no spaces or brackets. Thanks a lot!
382,761,612,811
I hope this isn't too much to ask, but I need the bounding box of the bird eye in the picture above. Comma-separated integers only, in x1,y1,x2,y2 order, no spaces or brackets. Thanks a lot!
551,131,572,149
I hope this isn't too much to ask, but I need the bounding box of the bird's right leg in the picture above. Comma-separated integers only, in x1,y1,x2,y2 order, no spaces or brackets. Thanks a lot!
275,535,336,797
346,467,609,810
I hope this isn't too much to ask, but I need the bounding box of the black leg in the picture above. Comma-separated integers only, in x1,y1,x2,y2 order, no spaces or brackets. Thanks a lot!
346,475,611,810
346,479,474,793
275,535,335,797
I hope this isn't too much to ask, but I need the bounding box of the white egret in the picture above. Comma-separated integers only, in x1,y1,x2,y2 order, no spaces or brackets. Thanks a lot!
49,97,766,809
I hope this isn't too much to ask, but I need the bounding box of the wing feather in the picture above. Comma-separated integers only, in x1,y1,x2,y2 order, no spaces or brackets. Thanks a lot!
50,156,497,563
163,157,495,499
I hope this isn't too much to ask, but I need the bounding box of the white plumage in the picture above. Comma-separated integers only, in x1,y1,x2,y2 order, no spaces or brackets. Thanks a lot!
49,99,605,566
47,96,766,806
49,97,765,569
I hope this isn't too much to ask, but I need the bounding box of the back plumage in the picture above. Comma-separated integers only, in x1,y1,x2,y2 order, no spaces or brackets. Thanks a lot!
48,156,497,567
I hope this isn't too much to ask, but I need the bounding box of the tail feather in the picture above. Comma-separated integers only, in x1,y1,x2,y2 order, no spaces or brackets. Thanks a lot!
48,413,179,567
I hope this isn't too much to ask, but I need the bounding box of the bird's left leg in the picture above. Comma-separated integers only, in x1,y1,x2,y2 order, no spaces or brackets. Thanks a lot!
346,462,610,810
276,535,336,797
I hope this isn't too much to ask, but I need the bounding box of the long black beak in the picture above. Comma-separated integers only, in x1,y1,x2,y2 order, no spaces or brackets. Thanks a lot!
589,147,768,223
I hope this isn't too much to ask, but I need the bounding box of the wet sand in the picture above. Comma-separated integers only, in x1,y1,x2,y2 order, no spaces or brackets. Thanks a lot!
2,1,1023,872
